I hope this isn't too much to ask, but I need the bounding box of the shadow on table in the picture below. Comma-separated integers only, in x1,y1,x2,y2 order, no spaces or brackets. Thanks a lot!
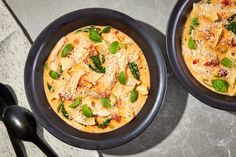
100,22,188,156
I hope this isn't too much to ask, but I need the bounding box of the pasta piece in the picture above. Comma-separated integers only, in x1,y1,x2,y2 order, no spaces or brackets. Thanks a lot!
49,37,65,71
136,85,149,96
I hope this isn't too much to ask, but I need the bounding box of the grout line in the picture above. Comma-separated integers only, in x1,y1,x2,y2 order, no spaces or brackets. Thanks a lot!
2,0,33,45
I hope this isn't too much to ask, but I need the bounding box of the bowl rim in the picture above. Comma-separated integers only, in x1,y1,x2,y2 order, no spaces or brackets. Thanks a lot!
166,0,236,111
24,8,167,149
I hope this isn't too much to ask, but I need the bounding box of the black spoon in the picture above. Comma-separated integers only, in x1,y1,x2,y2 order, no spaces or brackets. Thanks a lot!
3,105,58,157
0,83,27,157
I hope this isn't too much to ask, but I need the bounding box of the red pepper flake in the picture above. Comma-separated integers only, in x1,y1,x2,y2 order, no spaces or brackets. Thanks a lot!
204,58,219,67
221,0,231,6
101,92,109,98
74,38,79,44
111,114,121,122
218,69,228,77
193,59,199,64
115,31,119,34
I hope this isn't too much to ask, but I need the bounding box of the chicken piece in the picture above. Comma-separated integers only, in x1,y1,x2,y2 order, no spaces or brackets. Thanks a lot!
49,37,65,71
115,49,128,72
73,111,95,126
61,57,74,71
83,71,104,83
49,79,66,100
97,55,119,91
69,71,85,97
192,3,219,21
87,100,110,117
122,104,135,122
136,85,149,95
126,77,141,88
71,37,90,63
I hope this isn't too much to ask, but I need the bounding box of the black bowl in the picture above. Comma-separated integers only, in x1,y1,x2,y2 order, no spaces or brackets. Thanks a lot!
24,8,167,149
167,0,236,111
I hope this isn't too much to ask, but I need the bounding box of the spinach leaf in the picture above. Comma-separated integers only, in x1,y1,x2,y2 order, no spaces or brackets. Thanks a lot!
57,102,70,119
61,104,69,119
128,62,140,80
88,55,106,73
98,118,112,128
189,25,195,35
225,14,236,35
225,22,236,35
101,26,111,33
74,26,101,34
47,82,54,92
57,102,63,113
191,17,200,26
101,54,105,63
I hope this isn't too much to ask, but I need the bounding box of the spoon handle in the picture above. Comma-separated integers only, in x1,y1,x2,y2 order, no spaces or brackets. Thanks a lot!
8,131,28,157
32,135,58,157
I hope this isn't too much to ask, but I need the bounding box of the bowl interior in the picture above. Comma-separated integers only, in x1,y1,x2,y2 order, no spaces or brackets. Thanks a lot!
25,8,167,149
167,0,236,110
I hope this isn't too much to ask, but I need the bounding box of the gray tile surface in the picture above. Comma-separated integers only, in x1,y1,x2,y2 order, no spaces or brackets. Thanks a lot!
1,0,236,157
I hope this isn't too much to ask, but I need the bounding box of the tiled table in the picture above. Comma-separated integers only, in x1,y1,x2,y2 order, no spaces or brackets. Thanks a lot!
1,0,236,156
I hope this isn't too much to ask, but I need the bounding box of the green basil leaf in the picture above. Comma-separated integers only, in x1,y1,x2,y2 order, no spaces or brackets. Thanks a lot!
47,82,54,92
101,97,110,108
109,41,120,54
81,104,93,118
212,79,229,93
220,57,233,68
89,30,102,43
130,88,138,103
102,26,111,33
128,62,140,81
207,0,211,4
188,37,196,49
61,43,73,57
69,98,81,108
49,70,59,80
118,71,126,85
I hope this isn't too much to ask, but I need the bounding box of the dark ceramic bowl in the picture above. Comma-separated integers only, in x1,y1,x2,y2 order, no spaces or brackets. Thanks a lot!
24,8,167,149
167,0,236,111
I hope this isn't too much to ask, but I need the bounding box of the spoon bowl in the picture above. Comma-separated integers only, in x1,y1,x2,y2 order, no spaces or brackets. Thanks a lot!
3,106,36,141
3,105,58,157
